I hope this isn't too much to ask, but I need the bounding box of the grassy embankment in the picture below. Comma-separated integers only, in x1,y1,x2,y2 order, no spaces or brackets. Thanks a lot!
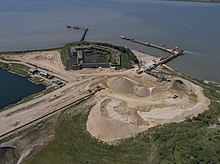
0,60,45,85
24,79,220,164
0,47,61,55
0,62,30,77
60,41,139,69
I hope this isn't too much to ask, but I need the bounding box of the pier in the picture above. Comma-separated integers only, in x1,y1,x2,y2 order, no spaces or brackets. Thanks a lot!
144,51,184,72
121,36,185,80
121,36,184,55
80,28,89,42
67,25,89,42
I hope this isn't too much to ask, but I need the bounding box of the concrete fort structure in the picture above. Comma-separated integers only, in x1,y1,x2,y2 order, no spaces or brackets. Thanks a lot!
66,45,120,70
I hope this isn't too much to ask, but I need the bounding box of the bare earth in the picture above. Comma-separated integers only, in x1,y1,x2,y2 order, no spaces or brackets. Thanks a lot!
86,50,210,142
0,50,210,143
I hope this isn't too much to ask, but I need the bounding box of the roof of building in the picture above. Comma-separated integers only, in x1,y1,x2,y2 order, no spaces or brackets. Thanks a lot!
29,68,38,72
70,47,77,54
77,50,83,59
74,45,92,50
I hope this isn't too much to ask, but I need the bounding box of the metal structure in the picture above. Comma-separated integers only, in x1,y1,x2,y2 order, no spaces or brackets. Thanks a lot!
121,36,185,81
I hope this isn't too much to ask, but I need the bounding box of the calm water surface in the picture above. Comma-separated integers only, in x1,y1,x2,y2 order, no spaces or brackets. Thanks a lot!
0,69,46,109
0,0,220,82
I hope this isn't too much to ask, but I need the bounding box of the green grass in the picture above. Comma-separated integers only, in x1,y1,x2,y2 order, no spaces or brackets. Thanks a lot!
95,42,138,68
0,61,6,68
0,62,30,77
60,48,69,68
24,81,220,164
29,77,45,85
120,52,134,69
9,63,29,76
24,112,152,164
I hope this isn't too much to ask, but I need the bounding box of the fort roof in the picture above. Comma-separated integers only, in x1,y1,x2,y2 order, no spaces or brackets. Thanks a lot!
77,50,83,59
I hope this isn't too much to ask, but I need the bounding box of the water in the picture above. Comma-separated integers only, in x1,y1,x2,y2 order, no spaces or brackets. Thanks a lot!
0,69,46,109
0,0,220,82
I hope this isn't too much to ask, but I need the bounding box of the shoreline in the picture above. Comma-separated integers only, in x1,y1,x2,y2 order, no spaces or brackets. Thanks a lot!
0,46,62,55
0,44,218,84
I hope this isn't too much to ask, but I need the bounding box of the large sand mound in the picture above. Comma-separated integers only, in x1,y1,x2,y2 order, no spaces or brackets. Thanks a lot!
107,76,137,94
107,76,150,97
135,87,150,97
100,99,136,124
151,87,162,95
169,80,189,93
87,98,146,142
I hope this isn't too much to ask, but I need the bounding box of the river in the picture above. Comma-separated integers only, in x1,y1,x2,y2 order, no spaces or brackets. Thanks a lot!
0,69,46,109
0,0,220,82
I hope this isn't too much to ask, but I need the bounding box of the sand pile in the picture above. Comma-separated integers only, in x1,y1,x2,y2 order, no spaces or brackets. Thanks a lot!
151,87,162,95
100,99,137,124
135,87,150,97
107,76,150,97
169,80,189,93
107,76,137,94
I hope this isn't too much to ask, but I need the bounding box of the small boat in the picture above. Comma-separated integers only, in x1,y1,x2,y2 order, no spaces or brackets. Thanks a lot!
73,26,80,30
121,36,126,39
144,42,150,46
66,25,72,29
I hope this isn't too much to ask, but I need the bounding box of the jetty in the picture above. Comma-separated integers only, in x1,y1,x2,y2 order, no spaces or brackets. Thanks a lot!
66,25,89,42
121,36,185,80
144,51,184,72
121,36,184,55
80,28,89,42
